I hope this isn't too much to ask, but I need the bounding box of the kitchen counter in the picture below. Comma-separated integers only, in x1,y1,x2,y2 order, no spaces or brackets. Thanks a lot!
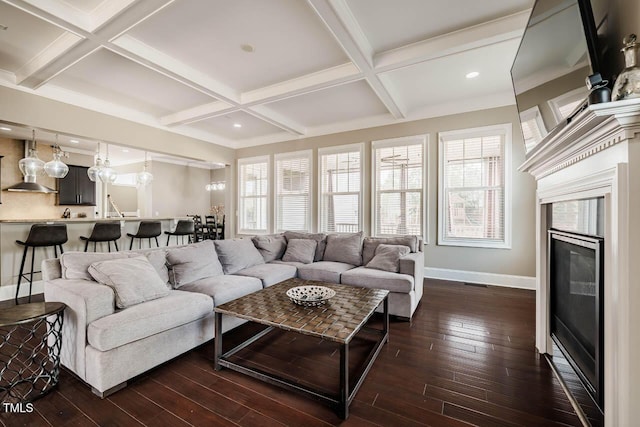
0,217,187,223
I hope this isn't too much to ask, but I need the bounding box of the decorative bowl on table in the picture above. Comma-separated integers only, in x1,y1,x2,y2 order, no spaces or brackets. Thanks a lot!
286,285,336,307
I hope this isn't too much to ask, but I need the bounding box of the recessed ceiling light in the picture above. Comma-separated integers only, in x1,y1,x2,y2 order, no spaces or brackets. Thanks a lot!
122,149,129,153
69,139,79,143
0,126,12,131
233,123,242,128
466,71,480,79
241,44,255,53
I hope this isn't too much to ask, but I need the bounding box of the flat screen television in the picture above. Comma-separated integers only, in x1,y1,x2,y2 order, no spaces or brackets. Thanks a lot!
511,0,611,155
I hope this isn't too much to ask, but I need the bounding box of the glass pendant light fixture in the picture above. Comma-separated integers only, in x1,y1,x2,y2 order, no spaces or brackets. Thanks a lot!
136,151,153,186
205,181,226,191
44,134,69,178
98,144,117,183
19,130,45,178
87,142,103,182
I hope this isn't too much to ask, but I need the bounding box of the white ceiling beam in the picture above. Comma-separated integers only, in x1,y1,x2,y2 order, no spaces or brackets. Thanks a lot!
307,0,406,119
3,0,175,88
160,101,235,127
15,32,83,85
245,105,306,135
374,10,530,72
241,63,361,105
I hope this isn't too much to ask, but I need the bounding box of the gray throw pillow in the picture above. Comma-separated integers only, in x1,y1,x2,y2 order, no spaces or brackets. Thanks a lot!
60,252,130,280
88,256,170,309
282,239,317,264
166,240,223,287
362,236,418,265
214,238,265,274
365,244,410,273
284,231,327,261
323,232,364,266
252,234,287,262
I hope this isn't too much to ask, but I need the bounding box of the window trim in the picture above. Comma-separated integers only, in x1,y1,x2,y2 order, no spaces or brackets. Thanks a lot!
519,105,547,152
237,155,270,235
371,135,428,241
548,87,588,125
437,124,512,249
274,149,313,233
317,143,364,234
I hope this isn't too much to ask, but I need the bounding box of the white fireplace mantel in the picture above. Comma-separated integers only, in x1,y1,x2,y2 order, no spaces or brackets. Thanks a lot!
520,98,640,427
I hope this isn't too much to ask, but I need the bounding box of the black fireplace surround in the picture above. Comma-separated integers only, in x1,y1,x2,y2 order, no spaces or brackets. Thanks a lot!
549,229,604,410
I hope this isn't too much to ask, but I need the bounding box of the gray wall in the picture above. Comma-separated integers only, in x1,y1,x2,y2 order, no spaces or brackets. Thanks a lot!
151,161,211,217
236,105,537,277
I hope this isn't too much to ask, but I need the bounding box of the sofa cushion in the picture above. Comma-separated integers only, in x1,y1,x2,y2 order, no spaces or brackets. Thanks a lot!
297,261,355,283
323,232,364,266
252,234,287,262
166,240,223,287
60,250,170,284
284,231,326,261
366,244,411,273
88,256,170,309
215,238,265,274
282,239,317,264
87,290,212,351
362,236,418,265
341,267,414,293
178,275,263,306
60,251,129,280
136,248,170,285
235,263,297,287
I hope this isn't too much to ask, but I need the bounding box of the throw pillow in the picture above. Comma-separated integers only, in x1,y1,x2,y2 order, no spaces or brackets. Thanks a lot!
252,234,287,262
366,244,410,273
88,256,170,309
214,238,265,274
362,236,418,265
282,239,317,264
322,232,364,266
60,252,129,280
166,240,223,288
284,231,327,261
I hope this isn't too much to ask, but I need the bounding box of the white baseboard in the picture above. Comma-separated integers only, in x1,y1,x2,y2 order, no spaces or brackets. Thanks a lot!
424,267,536,290
0,281,44,302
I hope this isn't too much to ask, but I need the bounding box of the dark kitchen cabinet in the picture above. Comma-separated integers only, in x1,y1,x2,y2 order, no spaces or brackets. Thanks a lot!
58,165,96,206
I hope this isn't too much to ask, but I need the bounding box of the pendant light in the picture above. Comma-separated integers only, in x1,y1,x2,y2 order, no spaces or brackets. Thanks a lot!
87,142,103,182
44,134,69,178
98,144,117,183
18,130,45,178
136,151,153,186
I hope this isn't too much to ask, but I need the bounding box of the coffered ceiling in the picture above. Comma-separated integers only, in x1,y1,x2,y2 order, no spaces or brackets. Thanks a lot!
0,0,533,149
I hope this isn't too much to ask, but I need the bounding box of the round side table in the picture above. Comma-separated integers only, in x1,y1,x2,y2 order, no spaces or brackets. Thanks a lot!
0,302,65,404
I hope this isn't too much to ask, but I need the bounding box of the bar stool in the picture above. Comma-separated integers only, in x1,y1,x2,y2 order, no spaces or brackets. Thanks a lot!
127,221,161,250
80,222,121,252
164,220,194,245
15,224,68,304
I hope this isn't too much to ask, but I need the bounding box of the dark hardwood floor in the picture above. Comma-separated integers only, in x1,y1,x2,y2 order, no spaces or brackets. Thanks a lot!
0,279,583,426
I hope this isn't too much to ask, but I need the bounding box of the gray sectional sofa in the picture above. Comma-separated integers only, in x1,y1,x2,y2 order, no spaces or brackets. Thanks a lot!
43,231,423,397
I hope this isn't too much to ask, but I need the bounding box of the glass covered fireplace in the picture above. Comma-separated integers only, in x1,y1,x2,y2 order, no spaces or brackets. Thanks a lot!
549,197,605,410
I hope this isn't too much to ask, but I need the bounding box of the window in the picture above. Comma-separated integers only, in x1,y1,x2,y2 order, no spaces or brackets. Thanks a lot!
519,106,547,152
318,143,363,233
372,136,426,237
439,124,511,248
275,150,311,232
238,156,269,234
549,87,588,125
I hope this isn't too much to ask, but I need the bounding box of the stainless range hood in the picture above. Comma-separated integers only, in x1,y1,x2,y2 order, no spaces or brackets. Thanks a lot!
5,137,57,193
6,175,57,193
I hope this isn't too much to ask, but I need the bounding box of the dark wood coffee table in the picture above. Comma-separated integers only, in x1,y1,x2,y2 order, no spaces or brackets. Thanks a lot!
214,278,389,419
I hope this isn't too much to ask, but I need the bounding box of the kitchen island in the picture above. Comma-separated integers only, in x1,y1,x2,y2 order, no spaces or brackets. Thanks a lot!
0,217,188,301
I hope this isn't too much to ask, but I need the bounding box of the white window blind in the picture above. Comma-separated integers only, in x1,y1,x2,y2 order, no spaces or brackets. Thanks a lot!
439,125,511,248
275,151,311,232
319,144,362,233
238,157,269,234
373,137,425,237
